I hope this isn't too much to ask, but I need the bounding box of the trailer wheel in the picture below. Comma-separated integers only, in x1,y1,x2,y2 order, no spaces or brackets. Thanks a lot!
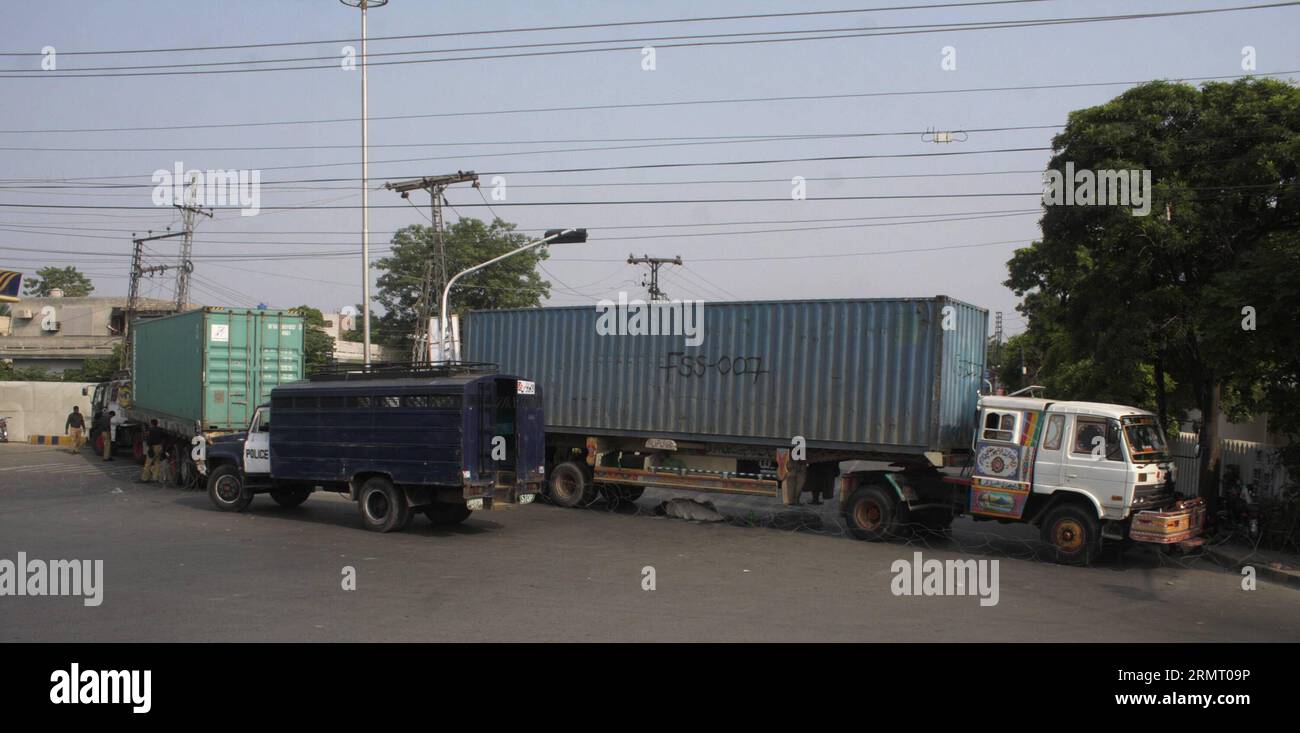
548,461,598,508
358,477,409,532
270,487,312,508
844,485,900,541
424,503,473,525
207,465,253,512
1040,503,1102,566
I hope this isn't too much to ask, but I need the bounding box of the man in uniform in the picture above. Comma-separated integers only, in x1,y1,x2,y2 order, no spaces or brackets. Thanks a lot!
64,406,86,454
94,410,116,461
140,419,165,483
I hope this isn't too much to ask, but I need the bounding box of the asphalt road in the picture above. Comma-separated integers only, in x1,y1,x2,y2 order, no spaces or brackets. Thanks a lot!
1,443,1297,642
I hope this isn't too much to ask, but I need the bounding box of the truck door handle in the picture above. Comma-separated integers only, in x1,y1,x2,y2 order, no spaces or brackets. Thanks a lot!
1065,473,1078,478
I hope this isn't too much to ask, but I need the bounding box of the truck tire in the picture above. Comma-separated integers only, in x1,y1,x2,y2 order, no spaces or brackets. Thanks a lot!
844,485,900,541
270,487,312,508
1040,503,1102,565
548,461,598,508
424,503,473,525
207,465,253,512
358,477,410,533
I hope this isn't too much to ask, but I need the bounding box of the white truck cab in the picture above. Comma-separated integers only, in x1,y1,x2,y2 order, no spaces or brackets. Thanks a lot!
838,392,1205,565
968,395,1203,561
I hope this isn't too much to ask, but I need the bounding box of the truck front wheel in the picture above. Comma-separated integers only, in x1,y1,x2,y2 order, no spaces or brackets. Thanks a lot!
1040,504,1102,565
548,461,598,508
207,465,253,512
844,485,900,541
358,477,410,532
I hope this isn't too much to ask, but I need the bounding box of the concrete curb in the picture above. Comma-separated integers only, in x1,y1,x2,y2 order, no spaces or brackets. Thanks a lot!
27,434,74,446
1203,544,1300,590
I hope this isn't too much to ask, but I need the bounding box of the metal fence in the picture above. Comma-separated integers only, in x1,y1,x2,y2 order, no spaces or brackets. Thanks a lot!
1174,432,1293,501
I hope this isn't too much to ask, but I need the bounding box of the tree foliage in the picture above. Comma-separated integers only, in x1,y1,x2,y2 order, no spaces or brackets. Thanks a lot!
372,218,550,347
290,305,336,376
1005,78,1300,498
22,266,94,297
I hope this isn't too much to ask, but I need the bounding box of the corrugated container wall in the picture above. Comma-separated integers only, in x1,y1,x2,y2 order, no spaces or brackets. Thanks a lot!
464,297,987,455
132,308,305,431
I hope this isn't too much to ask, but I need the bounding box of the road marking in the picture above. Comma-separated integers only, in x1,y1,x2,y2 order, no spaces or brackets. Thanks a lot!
2,464,139,477
0,462,72,472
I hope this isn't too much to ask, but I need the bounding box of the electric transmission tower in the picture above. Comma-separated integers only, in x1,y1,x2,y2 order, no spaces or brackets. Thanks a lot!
173,175,212,310
123,230,186,371
627,254,683,301
385,171,479,362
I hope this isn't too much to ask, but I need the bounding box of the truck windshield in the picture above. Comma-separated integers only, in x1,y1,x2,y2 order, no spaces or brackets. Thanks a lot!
1123,418,1168,462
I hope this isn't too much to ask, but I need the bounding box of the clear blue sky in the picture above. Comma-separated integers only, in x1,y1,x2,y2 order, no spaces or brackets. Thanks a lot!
3,0,1298,335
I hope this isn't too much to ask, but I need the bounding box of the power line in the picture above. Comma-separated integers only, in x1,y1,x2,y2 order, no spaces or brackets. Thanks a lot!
6,3,1296,78
0,1,1055,56
5,69,1295,136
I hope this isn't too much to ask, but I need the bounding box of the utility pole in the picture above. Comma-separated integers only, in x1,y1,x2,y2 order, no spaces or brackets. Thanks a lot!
125,230,186,371
993,311,1004,392
172,176,212,311
626,254,682,301
341,0,389,366
384,171,480,362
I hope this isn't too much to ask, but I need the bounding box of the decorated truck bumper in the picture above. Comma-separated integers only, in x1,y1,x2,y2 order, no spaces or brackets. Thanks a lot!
1128,497,1206,544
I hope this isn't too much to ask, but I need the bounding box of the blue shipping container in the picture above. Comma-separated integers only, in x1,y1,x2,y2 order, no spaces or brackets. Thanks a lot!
463,297,987,455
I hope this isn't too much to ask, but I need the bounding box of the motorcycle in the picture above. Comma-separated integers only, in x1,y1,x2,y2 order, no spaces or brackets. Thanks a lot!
0,415,9,443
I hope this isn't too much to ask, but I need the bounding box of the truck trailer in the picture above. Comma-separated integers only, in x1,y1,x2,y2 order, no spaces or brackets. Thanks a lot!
463,296,1203,563
89,307,304,485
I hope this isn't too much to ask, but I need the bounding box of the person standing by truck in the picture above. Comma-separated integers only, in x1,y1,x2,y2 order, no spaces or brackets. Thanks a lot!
64,406,85,454
139,419,165,483
94,410,115,461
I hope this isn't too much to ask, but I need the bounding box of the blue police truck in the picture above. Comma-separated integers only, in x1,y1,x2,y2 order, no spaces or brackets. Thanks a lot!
199,363,546,532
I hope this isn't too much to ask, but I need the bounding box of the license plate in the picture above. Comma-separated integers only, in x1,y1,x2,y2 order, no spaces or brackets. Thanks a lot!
516,380,535,395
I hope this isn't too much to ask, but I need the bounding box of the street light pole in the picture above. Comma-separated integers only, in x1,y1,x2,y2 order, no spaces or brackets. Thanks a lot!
341,0,388,366
440,228,587,361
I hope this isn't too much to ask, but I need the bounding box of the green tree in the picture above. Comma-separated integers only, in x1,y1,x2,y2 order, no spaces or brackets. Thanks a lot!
1005,78,1300,502
290,305,336,376
22,266,94,297
0,362,58,381
63,343,124,383
373,218,550,348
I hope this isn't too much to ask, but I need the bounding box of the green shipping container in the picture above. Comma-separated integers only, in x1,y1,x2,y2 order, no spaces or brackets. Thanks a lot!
131,308,305,433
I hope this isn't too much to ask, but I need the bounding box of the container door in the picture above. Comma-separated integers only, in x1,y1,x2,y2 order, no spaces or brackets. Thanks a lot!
204,311,252,430
255,312,303,407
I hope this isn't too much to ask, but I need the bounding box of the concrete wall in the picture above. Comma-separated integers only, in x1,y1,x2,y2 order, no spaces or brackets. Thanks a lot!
0,381,95,440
